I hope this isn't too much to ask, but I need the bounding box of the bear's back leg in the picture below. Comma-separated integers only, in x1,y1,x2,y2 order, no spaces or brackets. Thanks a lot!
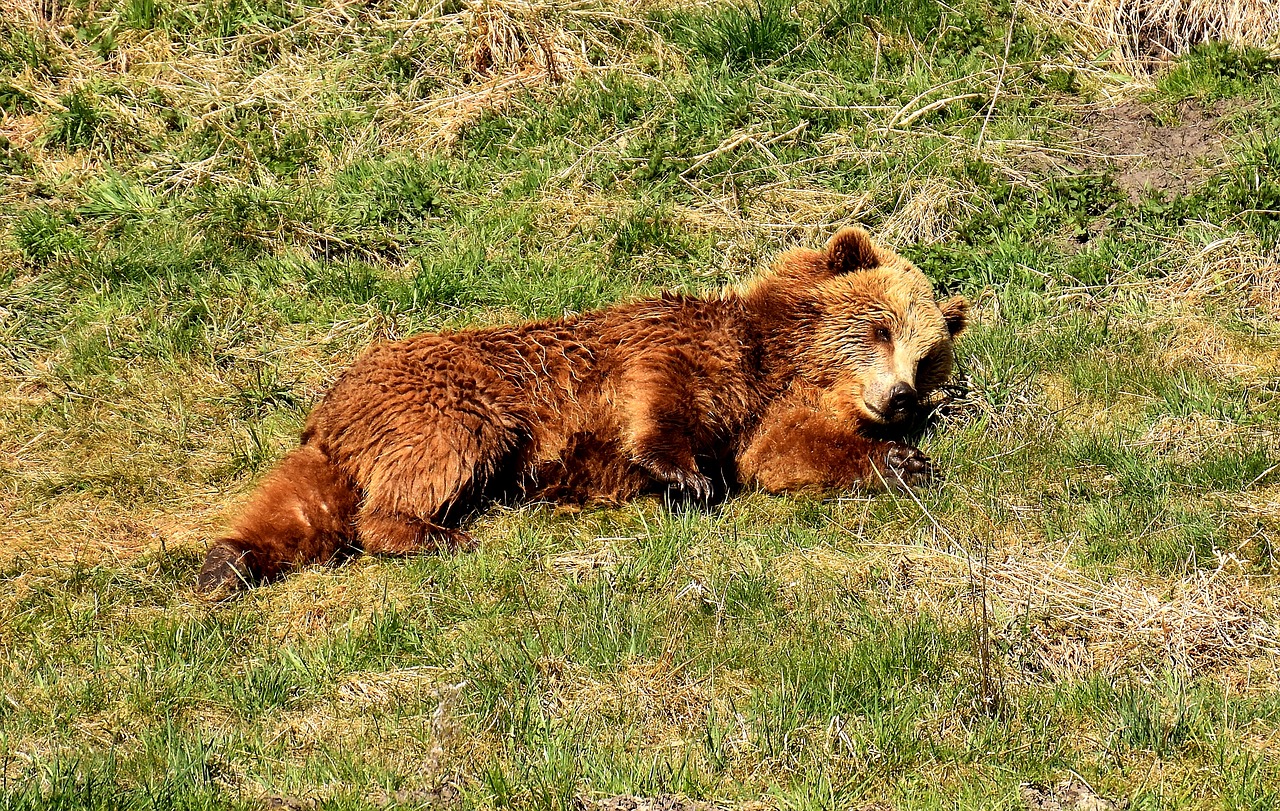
197,444,358,595
358,509,476,554
307,333,539,557
350,407,520,555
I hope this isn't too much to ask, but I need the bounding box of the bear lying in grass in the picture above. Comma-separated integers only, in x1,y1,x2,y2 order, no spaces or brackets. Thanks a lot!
197,227,968,594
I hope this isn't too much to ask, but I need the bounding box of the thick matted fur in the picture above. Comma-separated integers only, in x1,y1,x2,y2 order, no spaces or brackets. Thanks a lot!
197,227,968,594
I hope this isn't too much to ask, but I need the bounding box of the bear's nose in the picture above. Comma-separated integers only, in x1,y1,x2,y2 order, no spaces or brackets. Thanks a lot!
886,383,918,416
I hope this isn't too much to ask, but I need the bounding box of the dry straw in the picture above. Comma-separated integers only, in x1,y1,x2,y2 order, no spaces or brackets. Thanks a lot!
1023,0,1280,73
880,177,989,246
1160,233,1280,321
393,0,597,148
901,542,1279,679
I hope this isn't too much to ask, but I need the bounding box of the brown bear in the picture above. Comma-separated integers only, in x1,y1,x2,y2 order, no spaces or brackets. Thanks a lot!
196,227,968,594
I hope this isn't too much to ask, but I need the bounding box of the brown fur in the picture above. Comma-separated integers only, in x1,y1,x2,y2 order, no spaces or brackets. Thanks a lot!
196,228,968,594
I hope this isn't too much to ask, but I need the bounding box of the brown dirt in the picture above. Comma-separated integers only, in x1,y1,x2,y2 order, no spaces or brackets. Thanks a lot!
1020,777,1129,811
1084,98,1236,201
579,798,718,811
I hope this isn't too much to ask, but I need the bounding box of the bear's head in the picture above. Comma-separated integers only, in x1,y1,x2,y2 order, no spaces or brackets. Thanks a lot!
761,227,969,425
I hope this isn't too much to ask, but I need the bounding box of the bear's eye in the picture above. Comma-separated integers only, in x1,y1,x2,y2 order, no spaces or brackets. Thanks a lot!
872,326,892,344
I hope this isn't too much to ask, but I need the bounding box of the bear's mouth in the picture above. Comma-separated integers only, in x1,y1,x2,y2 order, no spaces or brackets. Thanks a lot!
863,402,898,425
864,400,914,425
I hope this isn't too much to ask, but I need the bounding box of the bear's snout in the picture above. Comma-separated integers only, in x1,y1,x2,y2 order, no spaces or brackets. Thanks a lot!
885,382,918,419
861,378,919,424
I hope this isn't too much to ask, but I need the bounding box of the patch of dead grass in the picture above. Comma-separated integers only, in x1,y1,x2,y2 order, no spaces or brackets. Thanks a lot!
553,658,751,748
1131,413,1275,463
748,184,874,233
902,542,1278,679
546,545,620,580
243,564,433,644
880,177,991,247
384,0,645,149
772,542,957,621
336,667,447,709
0,497,166,565
1156,318,1280,381
462,0,586,82
1024,0,1280,74
1159,233,1280,323
581,795,748,811
772,523,1279,681
1126,233,1280,385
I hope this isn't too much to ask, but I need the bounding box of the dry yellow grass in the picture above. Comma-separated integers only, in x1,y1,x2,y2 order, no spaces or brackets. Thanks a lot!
1025,0,1280,73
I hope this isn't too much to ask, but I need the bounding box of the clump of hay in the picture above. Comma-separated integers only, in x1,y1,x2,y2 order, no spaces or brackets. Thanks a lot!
580,796,726,811
552,659,723,746
1172,257,1280,322
774,539,1279,678
546,545,619,580
880,177,989,246
462,0,585,82
0,0,71,29
1024,0,1280,73
1241,263,1280,319
336,667,445,709
1156,233,1280,322
395,0,593,148
749,184,873,233
1156,318,1279,381
1133,414,1265,461
918,546,1279,679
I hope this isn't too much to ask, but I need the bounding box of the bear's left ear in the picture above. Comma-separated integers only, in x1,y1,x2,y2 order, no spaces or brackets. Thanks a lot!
825,226,881,274
939,296,969,337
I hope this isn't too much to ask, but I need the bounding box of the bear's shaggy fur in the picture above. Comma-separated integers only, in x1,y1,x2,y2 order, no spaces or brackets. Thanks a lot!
196,227,968,594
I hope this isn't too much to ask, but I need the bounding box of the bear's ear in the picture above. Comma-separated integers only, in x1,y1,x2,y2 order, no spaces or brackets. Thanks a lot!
825,226,881,274
939,296,969,337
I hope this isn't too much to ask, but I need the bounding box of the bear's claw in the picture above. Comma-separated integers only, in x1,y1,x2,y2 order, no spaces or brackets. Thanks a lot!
883,443,935,490
669,467,714,502
645,460,713,502
196,542,253,598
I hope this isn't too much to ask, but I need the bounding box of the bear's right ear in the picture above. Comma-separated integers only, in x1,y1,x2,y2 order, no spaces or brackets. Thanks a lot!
825,227,881,274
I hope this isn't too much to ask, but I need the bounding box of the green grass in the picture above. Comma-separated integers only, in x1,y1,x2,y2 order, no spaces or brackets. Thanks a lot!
3,0,1280,808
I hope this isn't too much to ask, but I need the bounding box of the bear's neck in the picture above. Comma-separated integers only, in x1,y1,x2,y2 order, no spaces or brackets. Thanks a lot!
734,285,817,395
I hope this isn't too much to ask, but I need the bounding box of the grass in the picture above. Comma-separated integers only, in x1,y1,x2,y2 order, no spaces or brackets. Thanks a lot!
2,0,1280,808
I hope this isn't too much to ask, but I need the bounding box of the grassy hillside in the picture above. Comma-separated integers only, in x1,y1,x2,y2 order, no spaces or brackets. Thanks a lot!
2,0,1279,808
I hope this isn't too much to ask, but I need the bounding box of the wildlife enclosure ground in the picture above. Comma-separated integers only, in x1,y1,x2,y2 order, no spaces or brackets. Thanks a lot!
3,0,1280,808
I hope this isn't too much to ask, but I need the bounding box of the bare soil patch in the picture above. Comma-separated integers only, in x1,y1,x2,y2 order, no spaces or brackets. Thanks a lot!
1084,99,1235,201
1021,777,1128,811
579,797,719,811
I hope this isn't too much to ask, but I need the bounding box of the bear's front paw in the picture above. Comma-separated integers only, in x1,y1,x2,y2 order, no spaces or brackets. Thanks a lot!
881,443,935,490
644,459,714,502
667,466,714,502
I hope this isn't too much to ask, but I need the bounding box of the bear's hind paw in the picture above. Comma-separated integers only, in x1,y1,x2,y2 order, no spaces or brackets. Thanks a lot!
196,542,254,598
